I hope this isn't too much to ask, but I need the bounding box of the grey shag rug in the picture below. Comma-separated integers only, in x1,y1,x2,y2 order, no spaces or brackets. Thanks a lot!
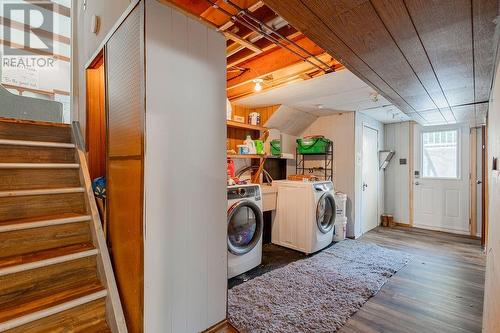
228,239,411,333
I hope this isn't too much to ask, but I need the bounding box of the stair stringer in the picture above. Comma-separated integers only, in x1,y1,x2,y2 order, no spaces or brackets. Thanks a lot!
72,122,128,333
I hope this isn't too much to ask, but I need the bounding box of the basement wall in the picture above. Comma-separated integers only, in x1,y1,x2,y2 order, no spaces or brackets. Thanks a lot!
483,55,500,333
72,0,133,129
384,121,412,225
301,112,384,238
302,112,356,236
143,1,227,332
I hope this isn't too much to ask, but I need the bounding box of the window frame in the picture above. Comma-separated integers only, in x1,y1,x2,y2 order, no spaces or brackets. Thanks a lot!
420,128,461,180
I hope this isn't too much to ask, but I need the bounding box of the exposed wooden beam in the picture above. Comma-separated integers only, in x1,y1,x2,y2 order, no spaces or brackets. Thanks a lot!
227,26,300,68
227,36,325,88
228,53,343,100
218,1,265,31
224,31,263,54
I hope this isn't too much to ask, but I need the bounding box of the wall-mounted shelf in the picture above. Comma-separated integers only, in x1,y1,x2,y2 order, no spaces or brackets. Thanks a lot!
226,120,267,132
228,154,267,159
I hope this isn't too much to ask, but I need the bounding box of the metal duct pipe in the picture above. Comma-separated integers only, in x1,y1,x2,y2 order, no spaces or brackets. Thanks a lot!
204,0,332,73
223,0,333,72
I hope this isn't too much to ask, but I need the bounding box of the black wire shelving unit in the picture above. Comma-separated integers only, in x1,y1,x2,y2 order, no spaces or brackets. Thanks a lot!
295,142,334,181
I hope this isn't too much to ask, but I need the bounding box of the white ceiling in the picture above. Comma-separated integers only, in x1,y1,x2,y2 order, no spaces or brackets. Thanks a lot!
234,69,485,126
234,70,406,123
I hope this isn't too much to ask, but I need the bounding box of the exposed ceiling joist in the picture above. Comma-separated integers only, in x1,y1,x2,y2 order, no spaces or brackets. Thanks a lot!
227,29,301,68
227,36,328,88
158,0,341,100
224,31,263,54
228,53,342,100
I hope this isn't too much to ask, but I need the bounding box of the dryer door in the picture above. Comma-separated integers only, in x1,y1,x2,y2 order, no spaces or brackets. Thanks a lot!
227,200,263,255
316,192,336,233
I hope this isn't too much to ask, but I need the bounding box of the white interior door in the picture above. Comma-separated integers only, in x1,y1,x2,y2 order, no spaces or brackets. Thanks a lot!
362,125,379,233
476,127,483,237
413,125,470,234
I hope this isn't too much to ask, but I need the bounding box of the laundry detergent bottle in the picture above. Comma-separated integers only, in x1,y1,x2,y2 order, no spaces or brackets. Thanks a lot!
244,135,257,154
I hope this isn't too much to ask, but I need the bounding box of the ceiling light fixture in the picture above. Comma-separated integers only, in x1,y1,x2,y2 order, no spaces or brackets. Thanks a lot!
253,78,263,92
370,92,379,102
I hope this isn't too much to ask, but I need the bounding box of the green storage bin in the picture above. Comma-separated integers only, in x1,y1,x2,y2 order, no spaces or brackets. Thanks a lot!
297,137,331,154
270,139,281,156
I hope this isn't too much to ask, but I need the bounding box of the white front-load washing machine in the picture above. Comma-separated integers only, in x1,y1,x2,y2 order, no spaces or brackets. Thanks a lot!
272,180,336,254
227,184,263,279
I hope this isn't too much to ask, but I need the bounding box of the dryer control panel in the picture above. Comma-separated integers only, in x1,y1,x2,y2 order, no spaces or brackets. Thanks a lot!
314,182,334,192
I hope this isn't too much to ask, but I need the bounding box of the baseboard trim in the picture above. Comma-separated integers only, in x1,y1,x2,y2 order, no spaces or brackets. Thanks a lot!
202,319,238,333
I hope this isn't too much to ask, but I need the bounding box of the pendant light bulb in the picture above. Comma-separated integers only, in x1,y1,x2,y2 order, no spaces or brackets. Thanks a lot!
253,79,263,92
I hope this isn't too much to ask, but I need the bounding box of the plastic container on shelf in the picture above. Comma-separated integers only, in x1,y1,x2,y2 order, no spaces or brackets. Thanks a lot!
244,135,256,154
296,136,331,154
270,139,281,156
237,145,249,155
334,192,347,219
333,217,347,242
254,140,264,155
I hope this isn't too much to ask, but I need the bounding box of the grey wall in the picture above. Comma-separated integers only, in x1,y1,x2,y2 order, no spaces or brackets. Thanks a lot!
0,85,63,122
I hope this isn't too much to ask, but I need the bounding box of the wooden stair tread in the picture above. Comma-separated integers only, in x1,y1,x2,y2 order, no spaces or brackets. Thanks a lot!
0,243,95,270
3,297,110,333
0,187,85,198
0,118,72,144
0,163,80,169
0,139,75,149
0,213,90,228
0,280,104,323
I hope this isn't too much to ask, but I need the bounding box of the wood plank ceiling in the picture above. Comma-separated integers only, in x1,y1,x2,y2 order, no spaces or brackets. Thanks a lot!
263,0,499,125
159,0,344,100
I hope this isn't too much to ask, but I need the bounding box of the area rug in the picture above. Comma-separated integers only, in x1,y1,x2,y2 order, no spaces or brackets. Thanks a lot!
228,239,411,333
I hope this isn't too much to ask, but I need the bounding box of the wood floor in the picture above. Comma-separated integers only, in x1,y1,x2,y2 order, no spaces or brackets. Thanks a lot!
340,227,485,333
225,226,485,333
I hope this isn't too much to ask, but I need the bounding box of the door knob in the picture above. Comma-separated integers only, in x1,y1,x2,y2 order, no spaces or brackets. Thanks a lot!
362,183,368,191
415,181,420,186
477,180,483,184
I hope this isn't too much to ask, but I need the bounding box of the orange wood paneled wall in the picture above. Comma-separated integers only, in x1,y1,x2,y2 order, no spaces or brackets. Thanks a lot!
85,54,106,180
105,3,144,332
231,104,280,125
227,104,279,152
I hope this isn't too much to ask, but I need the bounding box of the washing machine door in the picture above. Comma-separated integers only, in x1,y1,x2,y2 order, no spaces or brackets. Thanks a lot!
316,192,336,233
227,200,263,255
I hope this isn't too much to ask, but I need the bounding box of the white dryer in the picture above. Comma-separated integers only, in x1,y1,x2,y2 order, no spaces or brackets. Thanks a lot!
227,184,263,279
272,180,336,254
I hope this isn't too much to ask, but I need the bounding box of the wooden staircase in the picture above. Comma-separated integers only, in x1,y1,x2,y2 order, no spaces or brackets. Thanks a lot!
0,118,127,332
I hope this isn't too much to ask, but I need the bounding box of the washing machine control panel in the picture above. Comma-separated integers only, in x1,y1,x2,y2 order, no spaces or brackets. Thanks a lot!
227,185,261,201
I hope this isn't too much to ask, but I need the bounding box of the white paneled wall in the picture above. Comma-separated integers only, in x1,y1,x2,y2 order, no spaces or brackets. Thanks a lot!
301,112,357,237
300,111,385,238
384,122,411,224
143,1,227,332
483,56,500,333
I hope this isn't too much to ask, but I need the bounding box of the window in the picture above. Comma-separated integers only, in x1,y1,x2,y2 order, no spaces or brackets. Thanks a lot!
422,129,459,179
1,0,72,123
